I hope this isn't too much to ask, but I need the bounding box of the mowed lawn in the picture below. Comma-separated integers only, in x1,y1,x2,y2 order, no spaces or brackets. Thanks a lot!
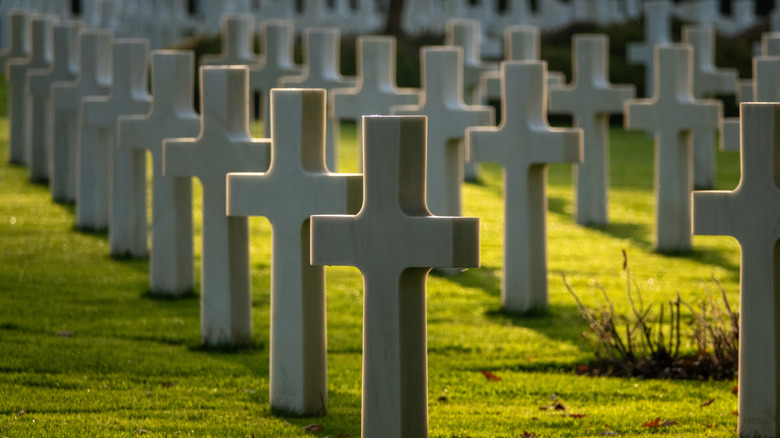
0,103,743,437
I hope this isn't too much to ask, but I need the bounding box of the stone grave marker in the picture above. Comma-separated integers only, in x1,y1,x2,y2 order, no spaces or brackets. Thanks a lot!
392,47,494,217
722,79,754,153
331,35,419,171
692,102,780,438
549,35,635,226
467,60,582,313
627,0,672,97
481,25,539,103
624,45,721,252
279,27,356,172
310,115,480,437
445,18,497,181
761,32,780,56
163,66,270,346
118,51,200,295
27,21,81,183
249,19,301,138
682,25,737,190
51,30,112,205
0,11,30,75
80,40,152,252
7,14,56,165
754,56,780,103
201,14,258,66
227,89,362,415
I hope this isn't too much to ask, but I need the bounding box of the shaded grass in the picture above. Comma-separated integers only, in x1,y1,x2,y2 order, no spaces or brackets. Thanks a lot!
0,112,742,436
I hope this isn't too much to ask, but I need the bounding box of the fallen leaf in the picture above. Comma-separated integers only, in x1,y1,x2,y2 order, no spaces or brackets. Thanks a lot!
521,432,537,438
642,417,661,428
336,434,353,438
135,430,148,435
660,419,678,427
437,395,448,403
569,413,586,418
732,410,739,416
601,431,619,436
530,417,539,421
55,330,75,337
539,401,566,411
481,370,502,381
161,381,177,388
732,385,738,395
302,424,324,433
700,398,715,407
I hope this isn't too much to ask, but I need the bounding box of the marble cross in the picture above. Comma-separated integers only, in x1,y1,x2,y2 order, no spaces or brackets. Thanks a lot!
682,25,737,190
7,14,56,165
51,29,112,205
481,25,539,102
627,0,672,97
248,19,301,138
227,89,362,415
0,11,30,79
692,102,780,438
331,35,419,170
311,115,479,437
80,39,152,255
27,21,80,183
201,14,258,66
118,51,201,295
279,27,356,172
625,45,721,252
467,60,582,313
445,18,497,181
164,66,270,346
392,47,494,217
549,34,635,226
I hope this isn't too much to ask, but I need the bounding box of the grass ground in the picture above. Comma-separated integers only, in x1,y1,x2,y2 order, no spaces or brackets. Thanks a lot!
0,109,742,436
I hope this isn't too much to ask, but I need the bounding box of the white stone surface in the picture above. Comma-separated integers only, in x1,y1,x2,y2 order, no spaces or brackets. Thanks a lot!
625,45,721,252
467,60,582,313
723,79,754,152
754,56,780,103
331,35,419,171
51,30,112,205
692,102,780,438
0,11,30,77
279,27,355,172
549,35,635,226
201,14,258,66
761,32,780,56
627,0,672,97
118,50,200,294
249,19,301,138
27,21,80,183
227,89,362,415
682,25,737,190
311,115,479,438
392,47,494,216
80,40,152,254
163,66,270,346
7,14,55,165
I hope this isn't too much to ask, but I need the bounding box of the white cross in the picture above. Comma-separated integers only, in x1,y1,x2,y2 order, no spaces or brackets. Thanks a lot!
627,0,672,97
692,102,780,438
27,21,80,183
248,19,301,138
80,39,151,258
331,35,419,171
467,60,582,313
311,115,479,438
279,27,356,172
625,44,721,252
118,50,201,295
0,11,30,81
481,25,539,102
201,14,258,66
8,14,56,165
227,88,362,415
682,25,737,190
163,66,270,346
51,30,112,205
393,47,494,216
549,34,635,226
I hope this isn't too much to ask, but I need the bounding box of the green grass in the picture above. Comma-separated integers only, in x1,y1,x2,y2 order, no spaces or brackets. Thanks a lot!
0,112,742,436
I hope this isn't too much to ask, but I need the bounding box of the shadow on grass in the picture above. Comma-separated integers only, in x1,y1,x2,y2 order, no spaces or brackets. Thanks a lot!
435,265,501,298
188,339,265,354
142,290,198,300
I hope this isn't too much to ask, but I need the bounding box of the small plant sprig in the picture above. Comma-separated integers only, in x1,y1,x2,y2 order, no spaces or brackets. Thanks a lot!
563,250,738,380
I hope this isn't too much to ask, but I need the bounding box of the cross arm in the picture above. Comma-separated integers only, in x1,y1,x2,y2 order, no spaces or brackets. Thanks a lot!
310,215,359,267
691,190,739,237
530,128,582,165
81,98,114,128
624,99,657,131
465,126,506,165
